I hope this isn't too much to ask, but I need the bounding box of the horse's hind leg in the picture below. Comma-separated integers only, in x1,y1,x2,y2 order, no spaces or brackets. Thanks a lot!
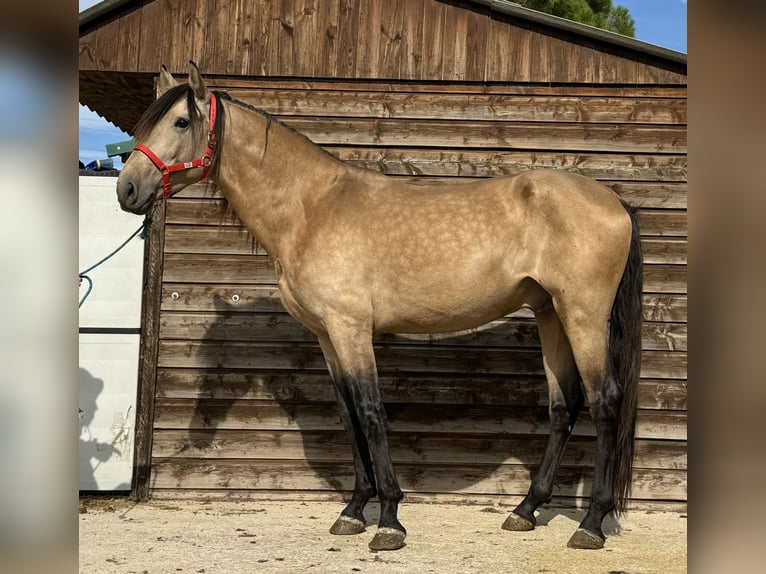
321,323,406,551
319,337,376,536
563,318,623,550
503,307,583,532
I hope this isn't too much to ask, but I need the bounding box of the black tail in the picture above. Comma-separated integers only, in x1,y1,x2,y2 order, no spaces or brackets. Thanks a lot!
610,201,643,515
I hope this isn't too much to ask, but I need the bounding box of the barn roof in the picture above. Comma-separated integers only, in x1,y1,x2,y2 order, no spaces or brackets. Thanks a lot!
79,0,687,134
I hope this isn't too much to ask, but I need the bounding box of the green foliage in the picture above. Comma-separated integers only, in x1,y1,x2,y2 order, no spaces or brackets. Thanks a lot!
515,0,636,38
606,5,636,37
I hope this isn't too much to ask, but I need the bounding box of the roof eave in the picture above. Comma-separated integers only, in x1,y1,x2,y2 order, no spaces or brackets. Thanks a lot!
79,0,142,34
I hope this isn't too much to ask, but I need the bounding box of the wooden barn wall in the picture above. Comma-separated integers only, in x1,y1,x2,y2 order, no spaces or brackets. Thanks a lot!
79,0,685,83
148,76,687,507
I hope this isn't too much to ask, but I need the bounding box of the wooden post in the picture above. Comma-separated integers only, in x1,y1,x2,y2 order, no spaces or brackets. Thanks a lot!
130,198,166,500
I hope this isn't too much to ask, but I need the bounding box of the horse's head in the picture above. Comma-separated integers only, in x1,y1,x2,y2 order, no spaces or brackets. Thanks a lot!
117,62,217,214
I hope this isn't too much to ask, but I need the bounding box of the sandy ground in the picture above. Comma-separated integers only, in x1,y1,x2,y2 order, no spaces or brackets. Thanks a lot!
79,497,686,574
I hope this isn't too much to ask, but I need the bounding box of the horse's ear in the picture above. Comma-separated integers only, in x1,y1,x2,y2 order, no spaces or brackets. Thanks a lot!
157,65,178,97
188,61,209,101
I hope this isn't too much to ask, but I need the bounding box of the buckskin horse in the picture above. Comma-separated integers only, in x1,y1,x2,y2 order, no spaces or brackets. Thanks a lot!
117,62,643,551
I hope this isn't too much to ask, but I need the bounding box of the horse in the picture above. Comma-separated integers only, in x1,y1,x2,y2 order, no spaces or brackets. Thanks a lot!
117,62,643,551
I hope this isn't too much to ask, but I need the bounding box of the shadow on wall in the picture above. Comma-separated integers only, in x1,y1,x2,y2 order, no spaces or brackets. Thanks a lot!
166,292,602,523
79,367,130,491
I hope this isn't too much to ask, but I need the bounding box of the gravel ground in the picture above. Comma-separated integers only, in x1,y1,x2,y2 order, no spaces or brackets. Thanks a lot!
79,498,686,574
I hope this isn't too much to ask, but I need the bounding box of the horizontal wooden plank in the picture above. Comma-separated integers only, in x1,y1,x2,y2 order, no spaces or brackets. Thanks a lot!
155,369,547,404
159,311,313,342
155,369,687,411
157,340,687,379
149,459,686,500
152,399,686,440
225,89,687,125
156,340,544,374
209,78,688,99
644,294,687,323
161,284,688,323
164,226,264,255
280,117,687,153
643,265,687,294
607,182,686,209
162,253,277,284
147,488,687,511
642,238,686,265
637,209,687,237
161,284,286,312
159,311,686,351
164,224,686,264
152,430,686,470
643,321,688,351
165,199,686,237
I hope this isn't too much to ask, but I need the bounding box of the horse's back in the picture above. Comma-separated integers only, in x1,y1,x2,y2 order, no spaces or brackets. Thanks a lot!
358,168,631,278
361,167,626,230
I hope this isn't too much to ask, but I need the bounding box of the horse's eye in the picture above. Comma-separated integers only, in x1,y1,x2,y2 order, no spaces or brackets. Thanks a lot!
174,118,189,129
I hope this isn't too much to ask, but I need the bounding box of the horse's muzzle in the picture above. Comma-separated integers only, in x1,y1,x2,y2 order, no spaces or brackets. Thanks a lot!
116,178,154,215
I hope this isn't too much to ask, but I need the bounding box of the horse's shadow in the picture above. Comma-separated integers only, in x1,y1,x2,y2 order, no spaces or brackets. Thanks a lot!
536,507,621,535
355,504,620,536
188,293,602,527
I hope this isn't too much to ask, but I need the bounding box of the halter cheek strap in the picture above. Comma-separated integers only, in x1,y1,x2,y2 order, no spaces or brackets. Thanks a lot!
134,92,218,199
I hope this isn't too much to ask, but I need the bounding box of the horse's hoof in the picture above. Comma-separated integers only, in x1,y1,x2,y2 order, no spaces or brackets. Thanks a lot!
368,527,406,551
329,515,366,535
567,528,605,549
501,512,535,532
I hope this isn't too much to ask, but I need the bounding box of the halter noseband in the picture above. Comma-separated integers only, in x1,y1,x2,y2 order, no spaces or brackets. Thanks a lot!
133,92,218,199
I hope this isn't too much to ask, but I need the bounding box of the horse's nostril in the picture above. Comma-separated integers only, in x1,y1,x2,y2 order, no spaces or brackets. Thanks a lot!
118,180,140,210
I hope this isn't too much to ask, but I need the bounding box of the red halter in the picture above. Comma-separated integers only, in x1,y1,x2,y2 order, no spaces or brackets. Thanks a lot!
133,92,218,199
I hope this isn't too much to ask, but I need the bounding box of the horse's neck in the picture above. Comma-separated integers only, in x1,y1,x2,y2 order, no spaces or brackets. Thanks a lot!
214,103,346,259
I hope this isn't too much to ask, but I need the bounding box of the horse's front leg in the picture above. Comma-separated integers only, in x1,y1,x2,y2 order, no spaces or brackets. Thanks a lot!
322,323,406,551
318,337,376,535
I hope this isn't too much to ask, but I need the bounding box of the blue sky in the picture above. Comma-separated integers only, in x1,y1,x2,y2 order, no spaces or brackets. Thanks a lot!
78,0,687,168
619,0,687,53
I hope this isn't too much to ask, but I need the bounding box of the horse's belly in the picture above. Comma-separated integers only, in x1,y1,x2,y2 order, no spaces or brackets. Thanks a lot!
372,277,546,334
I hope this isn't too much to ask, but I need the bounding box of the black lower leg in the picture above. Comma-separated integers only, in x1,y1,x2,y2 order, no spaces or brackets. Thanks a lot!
366,423,406,551
571,377,621,547
323,327,406,550
348,386,403,533
580,412,618,536
510,396,582,526
345,380,407,550
334,385,376,523
509,308,582,532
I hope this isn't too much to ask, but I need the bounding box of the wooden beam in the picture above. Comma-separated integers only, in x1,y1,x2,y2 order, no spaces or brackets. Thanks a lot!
131,200,166,501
